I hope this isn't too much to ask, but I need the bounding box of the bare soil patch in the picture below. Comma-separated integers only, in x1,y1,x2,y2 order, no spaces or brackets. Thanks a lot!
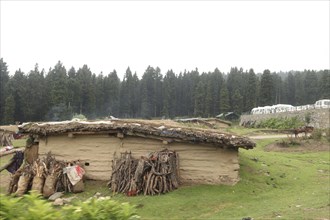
265,139,330,152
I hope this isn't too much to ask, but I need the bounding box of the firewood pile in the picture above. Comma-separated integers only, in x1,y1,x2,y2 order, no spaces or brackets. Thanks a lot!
108,149,180,196
8,152,85,197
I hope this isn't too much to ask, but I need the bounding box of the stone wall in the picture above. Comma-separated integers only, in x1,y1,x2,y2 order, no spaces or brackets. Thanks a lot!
240,109,330,129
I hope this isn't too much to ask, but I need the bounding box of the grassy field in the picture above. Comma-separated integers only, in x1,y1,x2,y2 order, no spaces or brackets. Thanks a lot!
69,138,329,219
1,136,329,219
0,138,26,193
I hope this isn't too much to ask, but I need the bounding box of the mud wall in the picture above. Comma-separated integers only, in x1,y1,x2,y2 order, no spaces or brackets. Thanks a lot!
38,134,239,185
240,109,330,129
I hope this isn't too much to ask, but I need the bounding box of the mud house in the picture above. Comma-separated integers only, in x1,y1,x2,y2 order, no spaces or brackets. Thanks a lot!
18,119,255,185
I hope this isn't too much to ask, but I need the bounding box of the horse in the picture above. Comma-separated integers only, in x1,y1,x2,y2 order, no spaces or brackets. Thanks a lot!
293,126,314,138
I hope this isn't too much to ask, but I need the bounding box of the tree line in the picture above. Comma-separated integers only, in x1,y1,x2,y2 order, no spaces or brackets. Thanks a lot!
0,58,329,124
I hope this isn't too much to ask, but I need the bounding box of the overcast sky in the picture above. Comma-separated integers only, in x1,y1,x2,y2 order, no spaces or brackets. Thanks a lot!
0,1,329,78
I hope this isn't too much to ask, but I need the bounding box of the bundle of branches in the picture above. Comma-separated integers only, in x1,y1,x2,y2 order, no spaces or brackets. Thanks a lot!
108,152,138,195
7,152,83,197
31,158,47,194
7,164,33,196
7,168,22,194
40,152,74,194
108,149,180,196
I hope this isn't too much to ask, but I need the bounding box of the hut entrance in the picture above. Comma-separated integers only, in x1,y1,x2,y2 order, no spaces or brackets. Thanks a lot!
108,149,180,196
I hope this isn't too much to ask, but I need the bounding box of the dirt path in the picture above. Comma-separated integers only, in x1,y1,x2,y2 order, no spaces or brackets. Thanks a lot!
248,133,306,140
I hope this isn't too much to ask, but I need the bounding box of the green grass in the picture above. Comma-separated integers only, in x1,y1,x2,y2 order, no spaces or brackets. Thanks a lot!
0,138,26,193
106,138,329,219
1,136,329,219
11,139,26,148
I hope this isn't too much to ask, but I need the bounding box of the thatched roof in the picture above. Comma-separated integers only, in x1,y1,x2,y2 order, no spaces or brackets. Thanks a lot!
19,119,255,150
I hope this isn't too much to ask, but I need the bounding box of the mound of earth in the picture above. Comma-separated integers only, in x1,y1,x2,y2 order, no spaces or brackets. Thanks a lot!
265,139,330,152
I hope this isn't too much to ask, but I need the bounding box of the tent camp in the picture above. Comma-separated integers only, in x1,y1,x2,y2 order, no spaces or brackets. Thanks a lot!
19,119,255,185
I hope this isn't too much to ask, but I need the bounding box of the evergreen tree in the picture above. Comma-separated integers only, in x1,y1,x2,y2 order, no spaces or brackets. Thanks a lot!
319,70,330,99
272,74,283,104
67,67,81,115
186,69,200,116
140,66,157,118
194,81,206,117
76,65,96,118
204,77,213,117
179,71,190,116
131,73,140,117
162,70,176,118
219,84,230,113
25,64,48,121
105,70,120,117
0,58,10,124
286,72,296,105
294,72,305,105
154,67,163,117
210,68,223,115
227,67,244,111
95,74,106,117
6,70,28,122
232,89,243,114
304,70,318,104
245,69,258,111
175,73,184,116
4,94,15,124
259,69,273,106
119,67,139,118
46,61,68,106
119,68,132,117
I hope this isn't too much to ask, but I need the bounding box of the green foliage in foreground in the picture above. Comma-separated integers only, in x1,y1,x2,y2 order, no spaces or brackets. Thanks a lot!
0,193,139,220
255,116,304,129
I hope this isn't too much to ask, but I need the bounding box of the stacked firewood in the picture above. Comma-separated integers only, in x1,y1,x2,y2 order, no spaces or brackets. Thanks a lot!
8,152,83,197
108,149,180,196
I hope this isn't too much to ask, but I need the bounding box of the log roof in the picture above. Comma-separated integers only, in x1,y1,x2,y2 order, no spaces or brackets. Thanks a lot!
19,119,255,150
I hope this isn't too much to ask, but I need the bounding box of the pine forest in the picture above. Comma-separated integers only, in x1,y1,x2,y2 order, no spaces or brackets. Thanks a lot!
0,58,329,124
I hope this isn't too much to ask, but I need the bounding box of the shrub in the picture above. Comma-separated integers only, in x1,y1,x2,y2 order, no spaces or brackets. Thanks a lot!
326,129,330,142
310,129,323,140
279,137,301,147
304,112,312,124
0,193,61,220
63,197,140,220
255,117,304,129
0,193,139,220
72,114,87,121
